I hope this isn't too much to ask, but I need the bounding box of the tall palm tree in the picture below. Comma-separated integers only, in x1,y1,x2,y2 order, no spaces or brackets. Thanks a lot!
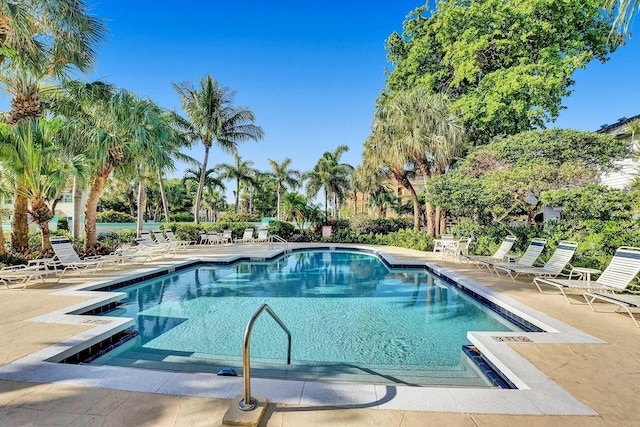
0,167,13,256
377,87,465,234
0,118,83,250
173,75,263,224
216,153,256,214
607,0,639,33
363,127,422,230
268,158,300,221
305,145,353,220
182,166,225,221
0,1,105,251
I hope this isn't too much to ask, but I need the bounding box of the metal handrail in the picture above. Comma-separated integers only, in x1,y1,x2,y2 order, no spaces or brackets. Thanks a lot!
239,303,291,411
268,234,288,251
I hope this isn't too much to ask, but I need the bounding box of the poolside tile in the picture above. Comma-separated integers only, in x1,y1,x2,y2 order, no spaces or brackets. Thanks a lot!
447,389,542,414
224,377,305,404
522,384,596,416
374,384,459,412
155,371,238,397
299,381,378,407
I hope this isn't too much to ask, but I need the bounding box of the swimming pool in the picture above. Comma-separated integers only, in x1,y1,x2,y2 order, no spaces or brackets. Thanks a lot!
91,250,521,386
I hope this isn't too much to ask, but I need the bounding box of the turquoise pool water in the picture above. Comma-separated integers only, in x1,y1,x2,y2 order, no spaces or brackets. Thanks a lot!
94,250,520,386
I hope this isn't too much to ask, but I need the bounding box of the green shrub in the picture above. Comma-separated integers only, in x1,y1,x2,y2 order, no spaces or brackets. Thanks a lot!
96,210,136,223
267,221,296,240
57,217,69,231
218,212,261,223
169,212,194,222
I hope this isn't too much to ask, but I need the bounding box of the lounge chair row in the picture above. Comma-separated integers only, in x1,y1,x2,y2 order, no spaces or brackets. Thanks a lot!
464,235,640,328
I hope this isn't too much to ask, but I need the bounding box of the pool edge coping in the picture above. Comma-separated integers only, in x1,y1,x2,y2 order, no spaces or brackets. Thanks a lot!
0,244,600,416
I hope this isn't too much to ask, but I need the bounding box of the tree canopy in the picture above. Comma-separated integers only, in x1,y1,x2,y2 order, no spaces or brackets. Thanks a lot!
385,0,622,142
426,129,630,226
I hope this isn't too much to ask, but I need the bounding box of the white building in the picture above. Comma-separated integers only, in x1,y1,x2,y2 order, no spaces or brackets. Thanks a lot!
596,115,640,190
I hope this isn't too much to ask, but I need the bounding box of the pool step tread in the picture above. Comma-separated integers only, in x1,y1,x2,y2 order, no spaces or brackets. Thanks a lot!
96,352,486,385
97,356,490,387
112,349,479,377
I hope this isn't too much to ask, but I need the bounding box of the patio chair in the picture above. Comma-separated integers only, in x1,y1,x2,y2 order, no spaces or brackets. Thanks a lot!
482,238,547,275
206,230,225,245
50,237,120,282
443,237,472,259
433,235,454,255
234,228,255,244
534,246,640,303
221,230,233,244
462,235,517,267
0,263,60,290
493,240,578,281
198,230,209,244
254,228,270,243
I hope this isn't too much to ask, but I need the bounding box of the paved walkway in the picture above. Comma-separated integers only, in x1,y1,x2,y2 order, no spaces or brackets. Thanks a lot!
0,243,638,426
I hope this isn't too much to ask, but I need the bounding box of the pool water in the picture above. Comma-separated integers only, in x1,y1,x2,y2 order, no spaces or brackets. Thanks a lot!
94,250,520,386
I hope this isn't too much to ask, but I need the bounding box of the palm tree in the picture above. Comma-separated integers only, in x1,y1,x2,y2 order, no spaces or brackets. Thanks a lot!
607,0,639,33
305,145,353,220
216,153,257,215
364,124,422,230
0,167,13,256
182,167,225,221
173,75,263,224
0,118,83,250
268,158,300,221
0,2,105,251
372,87,464,233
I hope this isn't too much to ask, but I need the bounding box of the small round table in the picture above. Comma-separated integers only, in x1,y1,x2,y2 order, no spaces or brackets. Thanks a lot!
570,267,601,286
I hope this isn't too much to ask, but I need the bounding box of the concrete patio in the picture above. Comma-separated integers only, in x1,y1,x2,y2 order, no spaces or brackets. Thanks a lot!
0,242,638,426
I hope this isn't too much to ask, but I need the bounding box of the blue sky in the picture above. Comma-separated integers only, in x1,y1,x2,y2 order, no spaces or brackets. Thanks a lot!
3,1,640,201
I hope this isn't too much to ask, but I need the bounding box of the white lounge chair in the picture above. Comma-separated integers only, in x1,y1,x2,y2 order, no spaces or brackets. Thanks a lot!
50,237,119,282
534,246,640,303
254,228,269,243
152,229,172,245
0,264,60,290
584,293,640,327
234,228,255,244
135,237,175,258
165,229,194,247
482,238,547,275
493,240,578,281
462,235,517,266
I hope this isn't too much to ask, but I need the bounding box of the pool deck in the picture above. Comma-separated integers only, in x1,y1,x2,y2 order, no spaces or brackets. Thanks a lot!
0,242,639,426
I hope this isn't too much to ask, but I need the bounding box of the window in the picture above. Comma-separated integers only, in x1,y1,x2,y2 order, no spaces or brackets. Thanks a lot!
61,194,72,203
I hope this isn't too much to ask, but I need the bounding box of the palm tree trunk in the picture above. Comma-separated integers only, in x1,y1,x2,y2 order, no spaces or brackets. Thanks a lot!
11,181,29,252
30,195,53,251
352,190,357,216
324,189,328,219
234,177,240,214
72,177,83,239
392,169,422,230
0,202,6,257
194,145,211,224
158,170,170,222
84,168,111,250
426,203,436,236
277,188,281,221
137,180,145,237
